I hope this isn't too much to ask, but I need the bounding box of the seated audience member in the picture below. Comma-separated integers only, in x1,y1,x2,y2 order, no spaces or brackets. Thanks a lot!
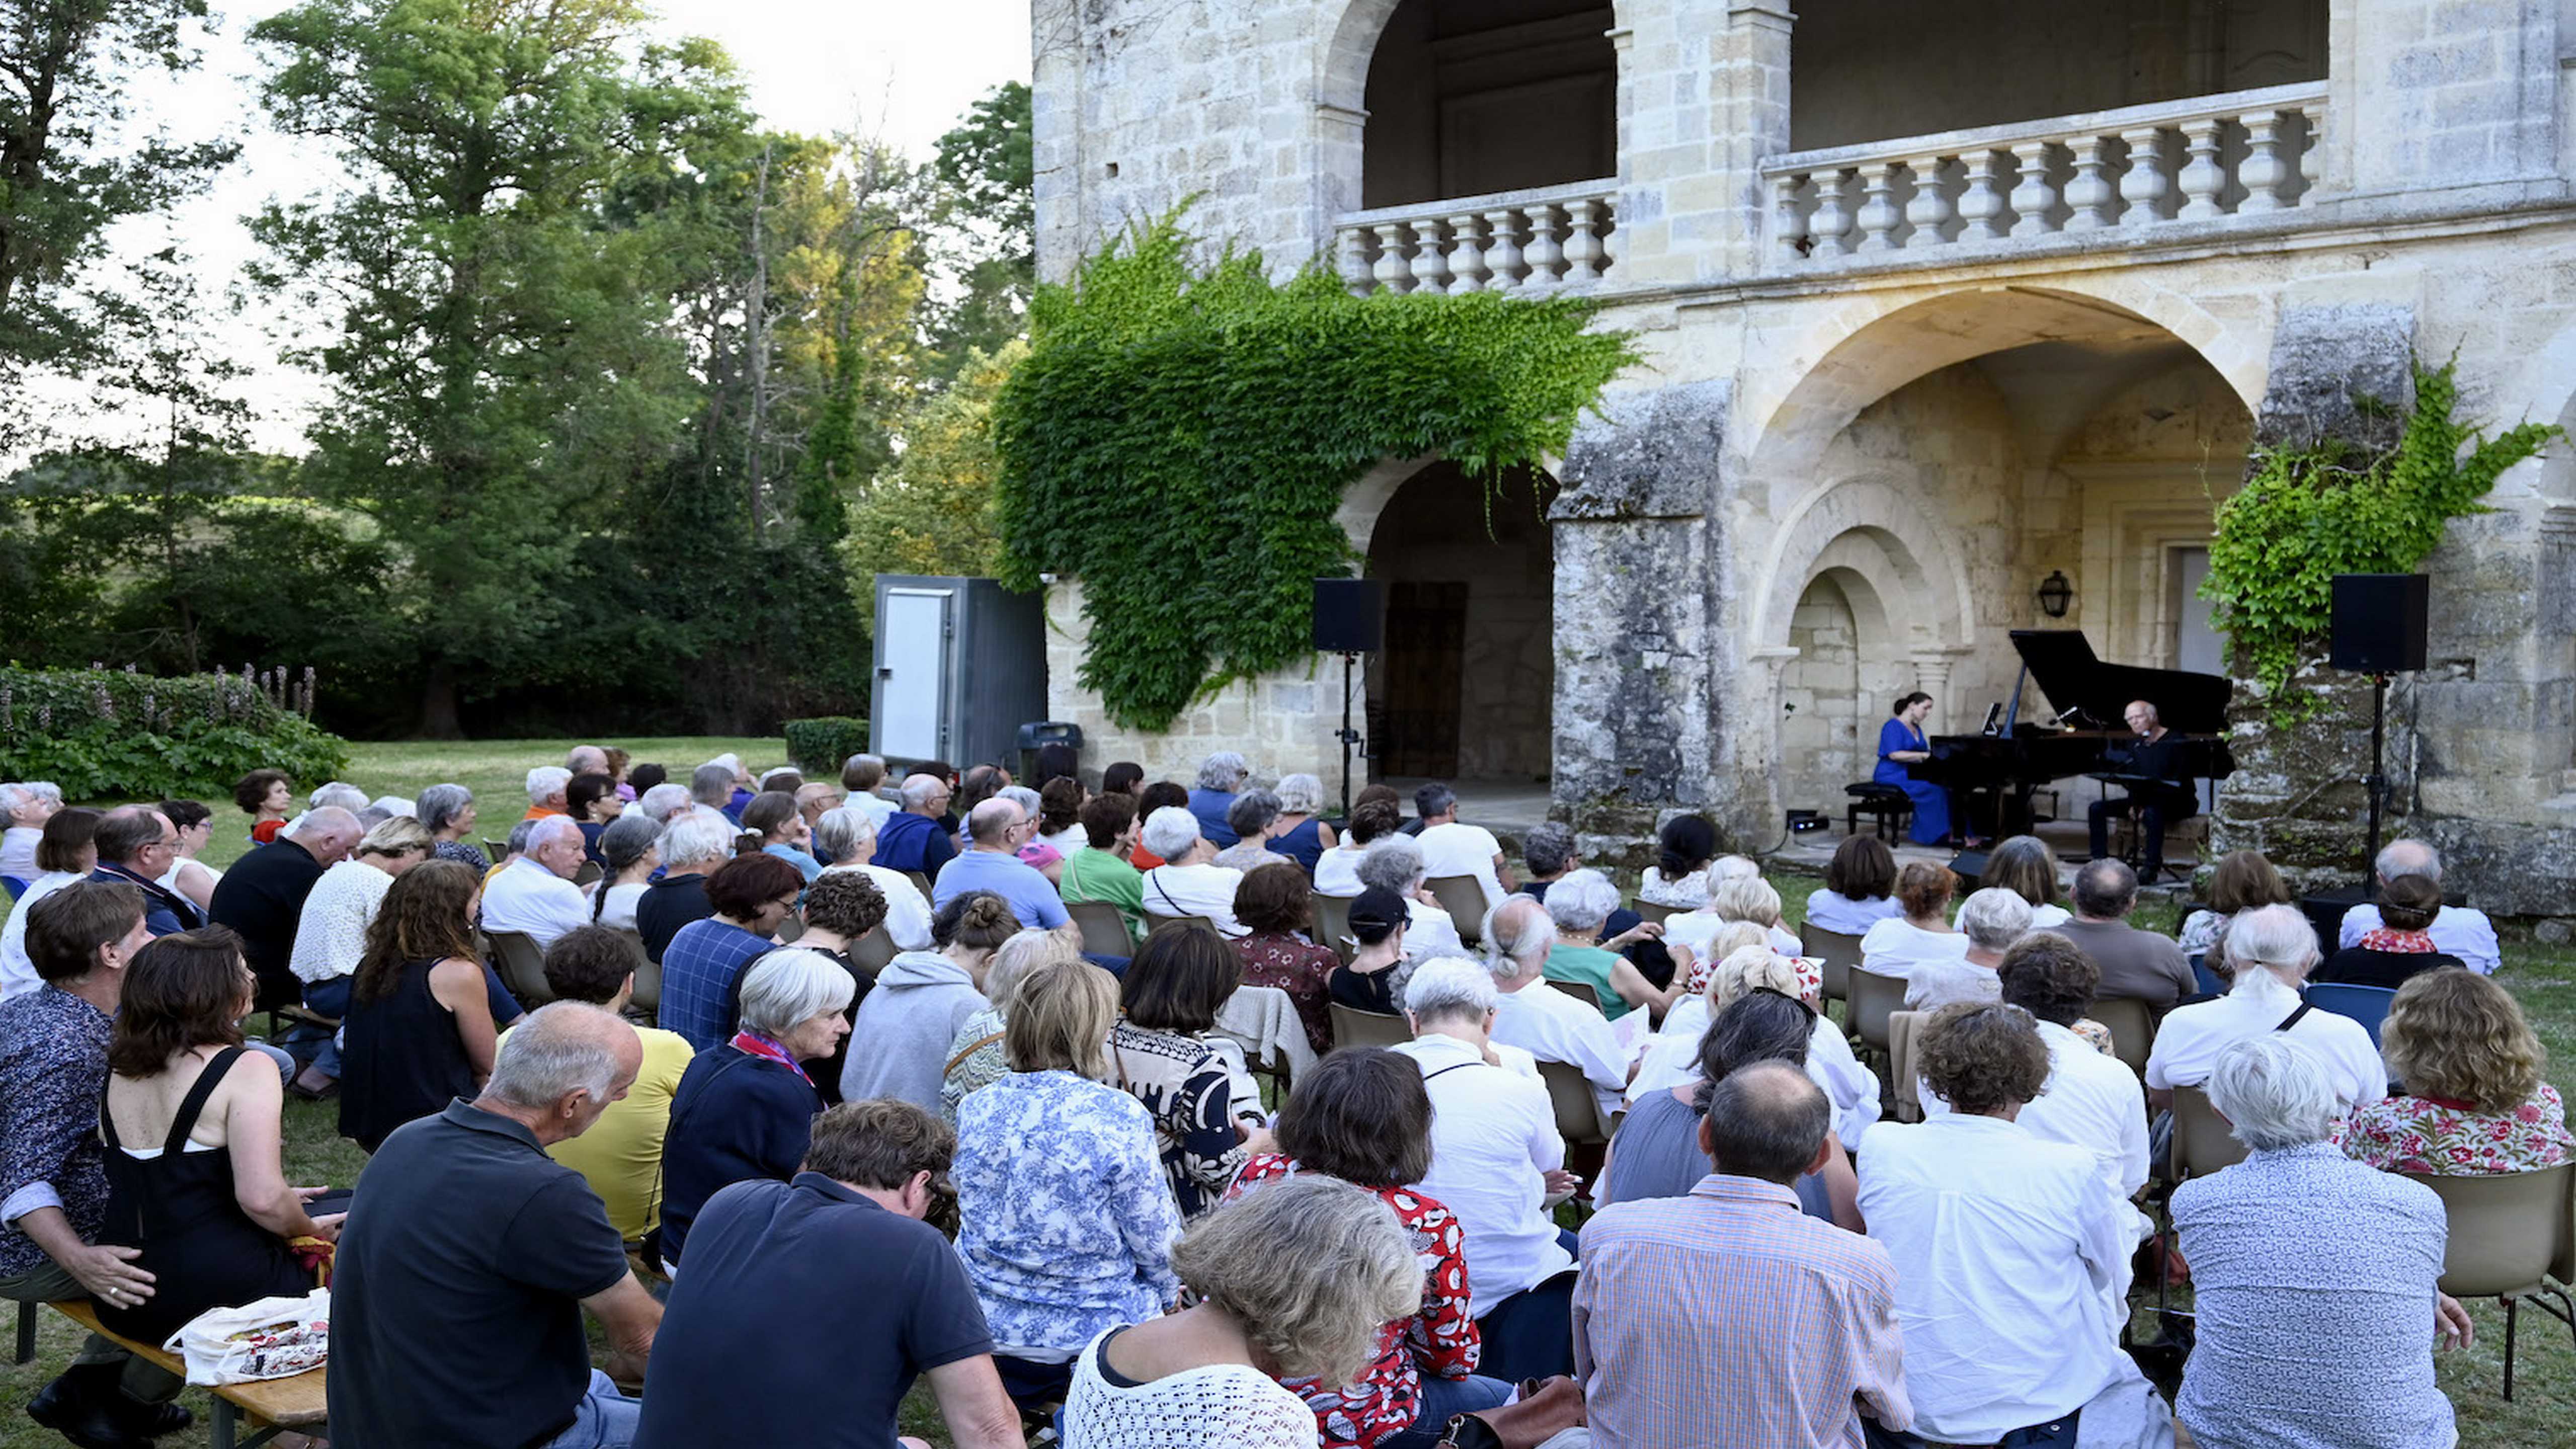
1121,782,1191,869
760,767,804,796
1060,792,1147,942
1,807,102,1000
874,774,960,878
1231,861,1338,1055
2054,857,2196,1011
2179,848,2291,957
1858,861,1968,980
1542,869,1680,1022
840,754,899,828
1357,836,1465,961
1213,787,1289,873
1632,939,1878,1151
1065,1177,1420,1449
1807,833,1903,936
627,761,665,797
1511,821,1640,927
1575,1062,1907,1448
1264,773,1337,875
1637,814,1717,909
2336,838,2501,974
2346,968,2573,1175
1138,805,1249,936
568,772,622,863
412,782,489,874
657,851,807,1052
1112,929,1264,1220
1313,796,1401,897
1599,988,1860,1228
787,868,889,1104
1480,897,1631,1124
844,892,1016,1110
1665,874,1793,980
1968,835,2071,929
1904,886,2028,1010
331,1004,659,1449
742,790,823,885
2172,1036,2469,1449
634,780,694,827
795,781,846,859
635,1101,1020,1449
1231,1048,1510,1448
1035,778,1088,860
3,881,193,1444
1411,783,1513,912
512,928,694,1242
2318,874,2465,988
942,928,1082,1122
1332,887,1412,1014
309,782,372,817
591,813,660,931
89,806,202,937
603,749,637,802
567,744,609,781
1393,953,1580,1382
936,796,1074,935
0,780,56,880
2146,903,2387,1111
234,769,293,845
657,949,852,1266
952,764,1008,833
955,958,1182,1408
1185,751,1251,849
634,812,735,961
1097,760,1145,798
154,799,221,914
523,765,573,821
691,761,742,826
1922,934,2149,1224
339,860,500,1152
287,814,436,1094
1861,1004,2173,1449
481,814,593,950
97,928,338,1347
814,807,935,950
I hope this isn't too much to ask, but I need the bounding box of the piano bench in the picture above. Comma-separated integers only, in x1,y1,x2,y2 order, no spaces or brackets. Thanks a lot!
1843,784,1913,840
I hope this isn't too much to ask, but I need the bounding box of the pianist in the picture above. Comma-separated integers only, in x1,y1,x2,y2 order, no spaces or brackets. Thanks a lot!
1873,693,1959,847
2085,701,2198,880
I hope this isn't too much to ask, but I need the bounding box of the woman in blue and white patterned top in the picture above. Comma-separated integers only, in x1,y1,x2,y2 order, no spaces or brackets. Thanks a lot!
955,956,1182,1407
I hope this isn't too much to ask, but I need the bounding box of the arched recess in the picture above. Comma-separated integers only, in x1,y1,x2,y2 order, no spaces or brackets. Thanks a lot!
1779,565,1902,813
1749,475,1977,660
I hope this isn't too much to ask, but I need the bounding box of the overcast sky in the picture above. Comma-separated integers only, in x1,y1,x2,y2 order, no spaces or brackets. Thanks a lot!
42,0,1032,456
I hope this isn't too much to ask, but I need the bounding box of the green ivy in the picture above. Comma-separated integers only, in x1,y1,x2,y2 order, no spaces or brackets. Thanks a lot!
993,212,1638,731
0,666,352,801
2203,358,2557,705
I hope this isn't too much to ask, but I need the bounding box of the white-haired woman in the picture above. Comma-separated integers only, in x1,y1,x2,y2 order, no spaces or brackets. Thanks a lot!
1185,751,1252,849
416,782,487,871
655,948,854,1267
1631,940,1880,1150
1139,806,1249,937
1541,869,1682,1023
1665,873,1799,989
1065,1175,1420,1448
2173,1036,2470,1449
0,780,59,882
1264,773,1338,876
1905,887,2031,1011
1211,787,1287,873
941,928,1083,1122
2144,903,2387,1112
813,804,935,950
1354,835,1466,962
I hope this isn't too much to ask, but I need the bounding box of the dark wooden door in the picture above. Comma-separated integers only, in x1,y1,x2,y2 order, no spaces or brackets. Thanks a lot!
1381,580,1466,778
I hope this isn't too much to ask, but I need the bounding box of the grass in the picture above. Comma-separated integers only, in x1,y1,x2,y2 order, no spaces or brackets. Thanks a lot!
4,807,2568,1445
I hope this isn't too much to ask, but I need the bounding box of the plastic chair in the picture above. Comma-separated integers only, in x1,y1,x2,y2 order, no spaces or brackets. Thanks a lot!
1805,926,1864,1005
615,931,658,1017
1310,893,1355,966
1144,912,1218,938
2189,952,2225,997
905,870,933,899
1066,900,1135,958
481,838,511,863
1632,899,1679,927
2403,1162,2576,1400
1424,876,1490,947
2303,983,2399,1047
1539,1059,1620,1144
1547,977,1606,1012
849,926,898,973
2169,1084,2248,1181
1887,1008,1926,1122
1846,965,1907,1066
573,859,603,889
485,930,554,1006
2089,995,2157,1075
1,874,26,903
1328,1000,1411,1050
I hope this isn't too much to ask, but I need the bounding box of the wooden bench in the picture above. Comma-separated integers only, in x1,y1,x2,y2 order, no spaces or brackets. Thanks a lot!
39,1300,328,1449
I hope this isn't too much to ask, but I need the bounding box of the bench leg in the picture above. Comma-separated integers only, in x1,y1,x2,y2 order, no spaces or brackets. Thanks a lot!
14,1297,33,1365
212,1397,238,1449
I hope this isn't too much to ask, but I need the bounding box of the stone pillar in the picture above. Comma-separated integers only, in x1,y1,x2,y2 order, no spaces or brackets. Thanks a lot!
2333,0,2560,197
1617,0,1792,286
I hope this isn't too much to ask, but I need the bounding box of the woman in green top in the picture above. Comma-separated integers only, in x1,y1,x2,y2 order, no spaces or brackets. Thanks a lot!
1541,869,1686,1023
1059,792,1147,943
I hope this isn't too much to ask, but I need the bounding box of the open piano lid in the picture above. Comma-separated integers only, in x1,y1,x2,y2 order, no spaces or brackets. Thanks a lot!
2009,629,2232,736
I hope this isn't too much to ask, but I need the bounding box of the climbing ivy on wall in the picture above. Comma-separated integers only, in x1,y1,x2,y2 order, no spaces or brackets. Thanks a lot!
993,212,1638,731
2203,357,2557,703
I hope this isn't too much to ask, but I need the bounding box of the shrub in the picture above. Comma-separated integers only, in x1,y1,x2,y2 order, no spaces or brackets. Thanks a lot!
783,716,871,774
0,666,353,801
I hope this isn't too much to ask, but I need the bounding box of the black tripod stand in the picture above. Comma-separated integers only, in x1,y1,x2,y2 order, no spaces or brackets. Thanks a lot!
1335,650,1363,819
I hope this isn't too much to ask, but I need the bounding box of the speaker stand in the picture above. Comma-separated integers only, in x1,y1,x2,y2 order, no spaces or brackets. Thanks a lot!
1336,650,1363,821
2363,671,2390,890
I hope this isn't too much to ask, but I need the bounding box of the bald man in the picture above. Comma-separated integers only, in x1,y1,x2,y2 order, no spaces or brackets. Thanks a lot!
2087,699,2196,881
211,806,364,1010
931,797,1074,936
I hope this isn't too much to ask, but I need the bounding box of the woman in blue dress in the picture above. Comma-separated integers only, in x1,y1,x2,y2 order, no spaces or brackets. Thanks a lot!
1873,690,1958,846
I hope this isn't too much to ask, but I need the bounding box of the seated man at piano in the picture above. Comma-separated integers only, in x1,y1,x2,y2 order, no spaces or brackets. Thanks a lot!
2087,700,2199,880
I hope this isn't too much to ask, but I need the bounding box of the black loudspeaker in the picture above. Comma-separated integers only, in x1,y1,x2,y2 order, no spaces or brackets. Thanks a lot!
2329,574,2429,674
1313,578,1384,653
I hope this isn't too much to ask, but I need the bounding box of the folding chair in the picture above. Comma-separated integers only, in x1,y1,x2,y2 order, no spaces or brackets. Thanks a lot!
484,930,554,1006
2088,995,2157,1075
849,926,898,973
1547,977,1606,1012
617,931,659,1019
1846,965,1907,1070
1887,1008,1926,1122
1066,900,1135,959
1310,892,1355,965
1328,1000,1411,1050
1424,875,1490,947
1144,912,1217,938
1539,1059,1621,1145
2304,983,2399,1047
2404,1162,2576,1400
1632,899,1679,928
1804,926,1864,1007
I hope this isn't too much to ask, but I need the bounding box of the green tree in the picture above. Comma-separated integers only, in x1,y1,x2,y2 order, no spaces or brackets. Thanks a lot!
845,339,1021,626
924,80,1031,379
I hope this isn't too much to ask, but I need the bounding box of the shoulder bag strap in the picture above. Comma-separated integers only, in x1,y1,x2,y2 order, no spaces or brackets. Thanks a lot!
2274,1002,2313,1033
946,1030,1007,1079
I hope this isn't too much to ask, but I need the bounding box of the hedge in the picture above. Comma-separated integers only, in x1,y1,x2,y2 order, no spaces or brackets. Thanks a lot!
0,666,353,802
783,716,870,775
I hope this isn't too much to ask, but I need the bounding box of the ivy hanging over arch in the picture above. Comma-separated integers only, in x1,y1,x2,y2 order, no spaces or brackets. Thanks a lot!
993,211,1639,731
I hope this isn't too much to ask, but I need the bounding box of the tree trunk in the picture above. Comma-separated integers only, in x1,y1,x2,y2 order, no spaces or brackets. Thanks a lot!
418,661,464,739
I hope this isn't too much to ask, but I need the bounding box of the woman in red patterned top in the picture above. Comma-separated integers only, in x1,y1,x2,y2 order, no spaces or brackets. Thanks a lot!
2347,968,2574,1175
1228,1048,1512,1448
1229,861,1338,1054
2317,875,2464,989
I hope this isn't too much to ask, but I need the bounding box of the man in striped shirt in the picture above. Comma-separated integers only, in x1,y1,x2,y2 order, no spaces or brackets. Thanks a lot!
1570,1062,1910,1447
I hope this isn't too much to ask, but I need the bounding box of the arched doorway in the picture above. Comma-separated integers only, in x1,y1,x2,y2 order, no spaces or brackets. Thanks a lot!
1360,0,1617,208
1363,460,1555,783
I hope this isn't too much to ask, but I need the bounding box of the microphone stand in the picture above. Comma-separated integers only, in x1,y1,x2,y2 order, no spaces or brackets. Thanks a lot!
1336,650,1364,821
2363,672,2390,894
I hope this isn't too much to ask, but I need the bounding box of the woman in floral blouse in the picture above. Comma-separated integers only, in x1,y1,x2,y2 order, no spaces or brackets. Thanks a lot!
1110,929,1269,1220
1228,861,1338,1054
1230,1048,1511,1449
2347,968,2574,1175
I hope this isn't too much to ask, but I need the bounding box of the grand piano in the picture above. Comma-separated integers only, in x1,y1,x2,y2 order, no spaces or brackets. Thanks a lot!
1908,630,2235,841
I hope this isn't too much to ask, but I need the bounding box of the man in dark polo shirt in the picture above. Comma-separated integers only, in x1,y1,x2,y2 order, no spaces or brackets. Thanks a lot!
330,1004,660,1448
207,806,361,1009
2055,857,2196,1013
634,1099,1019,1449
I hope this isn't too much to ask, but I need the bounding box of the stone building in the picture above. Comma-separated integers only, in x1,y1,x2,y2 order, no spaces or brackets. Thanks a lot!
1030,0,2576,916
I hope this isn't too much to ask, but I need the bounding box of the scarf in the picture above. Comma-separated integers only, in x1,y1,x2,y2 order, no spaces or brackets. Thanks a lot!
2358,927,2437,954
731,1028,812,1086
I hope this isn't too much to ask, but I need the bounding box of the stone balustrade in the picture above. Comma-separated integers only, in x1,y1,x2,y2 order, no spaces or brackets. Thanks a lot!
1761,82,2327,267
1335,180,1619,296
